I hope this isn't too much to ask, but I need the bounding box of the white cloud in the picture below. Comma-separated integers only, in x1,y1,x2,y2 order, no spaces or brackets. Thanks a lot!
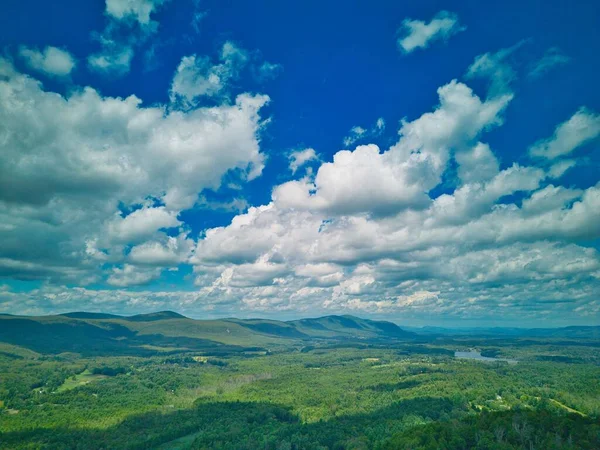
88,0,168,76
129,234,193,266
3,38,600,324
528,47,570,79
455,142,499,184
88,42,134,76
107,207,181,244
170,42,248,109
397,11,465,54
183,67,600,323
274,80,511,216
521,185,582,215
288,148,318,174
343,126,367,147
105,0,167,25
343,118,384,147
0,58,268,283
529,107,600,159
466,41,526,97
548,159,577,179
107,264,162,287
19,46,76,77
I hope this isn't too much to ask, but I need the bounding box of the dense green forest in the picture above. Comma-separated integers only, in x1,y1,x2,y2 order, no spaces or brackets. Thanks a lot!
0,312,598,449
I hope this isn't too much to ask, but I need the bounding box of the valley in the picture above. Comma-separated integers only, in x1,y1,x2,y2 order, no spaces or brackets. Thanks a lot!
0,312,598,449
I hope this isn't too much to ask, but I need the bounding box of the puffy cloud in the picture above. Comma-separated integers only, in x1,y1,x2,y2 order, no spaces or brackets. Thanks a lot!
0,285,209,316
107,207,181,244
521,185,582,215
548,159,577,179
170,42,249,108
528,47,570,79
0,58,268,283
397,11,465,54
428,164,545,226
105,0,167,25
3,39,600,324
129,234,194,266
19,46,76,77
274,81,511,216
529,107,600,159
185,70,600,323
87,41,134,76
455,142,499,184
274,144,431,216
88,0,168,76
288,148,318,174
107,264,162,287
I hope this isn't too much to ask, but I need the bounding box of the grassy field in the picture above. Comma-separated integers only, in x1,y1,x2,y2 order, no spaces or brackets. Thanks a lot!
56,370,109,392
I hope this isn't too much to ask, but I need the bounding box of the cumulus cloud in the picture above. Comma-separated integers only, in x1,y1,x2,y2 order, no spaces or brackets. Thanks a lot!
529,107,600,159
88,0,168,76
0,57,268,284
170,42,248,108
274,80,511,216
288,148,318,174
3,40,600,324
107,264,162,287
129,234,194,266
19,46,76,77
397,11,465,54
107,207,181,244
87,40,134,76
455,142,500,184
183,64,600,323
105,0,168,25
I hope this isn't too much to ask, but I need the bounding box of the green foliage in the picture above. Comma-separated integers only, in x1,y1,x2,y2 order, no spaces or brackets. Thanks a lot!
0,315,598,449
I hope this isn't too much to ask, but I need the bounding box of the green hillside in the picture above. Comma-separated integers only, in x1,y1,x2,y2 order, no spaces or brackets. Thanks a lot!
0,312,415,357
288,315,414,339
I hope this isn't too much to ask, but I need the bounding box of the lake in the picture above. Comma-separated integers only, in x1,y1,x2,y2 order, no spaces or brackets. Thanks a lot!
455,351,518,364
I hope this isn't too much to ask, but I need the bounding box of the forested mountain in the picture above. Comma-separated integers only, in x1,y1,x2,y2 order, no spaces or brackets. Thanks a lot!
0,312,415,357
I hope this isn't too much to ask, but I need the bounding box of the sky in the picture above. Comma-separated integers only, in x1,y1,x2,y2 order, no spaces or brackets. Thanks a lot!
0,0,599,326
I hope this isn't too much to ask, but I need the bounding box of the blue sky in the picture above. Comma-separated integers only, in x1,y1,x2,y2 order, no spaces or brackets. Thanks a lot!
0,0,599,326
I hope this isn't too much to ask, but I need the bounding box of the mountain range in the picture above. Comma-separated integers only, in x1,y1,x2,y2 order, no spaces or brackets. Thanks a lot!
0,311,414,357
1,311,597,359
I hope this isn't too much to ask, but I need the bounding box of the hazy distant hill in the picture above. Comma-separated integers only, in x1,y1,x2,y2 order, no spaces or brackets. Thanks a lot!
407,325,600,339
288,315,414,339
0,312,415,357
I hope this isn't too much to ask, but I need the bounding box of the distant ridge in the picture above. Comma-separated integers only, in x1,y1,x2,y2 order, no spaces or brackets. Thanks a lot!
0,311,415,357
125,311,188,322
287,315,415,338
61,312,123,319
61,311,188,321
407,325,600,339
2,311,596,360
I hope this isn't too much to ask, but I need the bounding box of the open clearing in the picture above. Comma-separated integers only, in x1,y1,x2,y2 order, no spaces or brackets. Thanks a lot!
56,370,108,392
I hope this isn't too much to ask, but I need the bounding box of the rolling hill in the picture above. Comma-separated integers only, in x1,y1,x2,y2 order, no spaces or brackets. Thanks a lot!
0,312,415,357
